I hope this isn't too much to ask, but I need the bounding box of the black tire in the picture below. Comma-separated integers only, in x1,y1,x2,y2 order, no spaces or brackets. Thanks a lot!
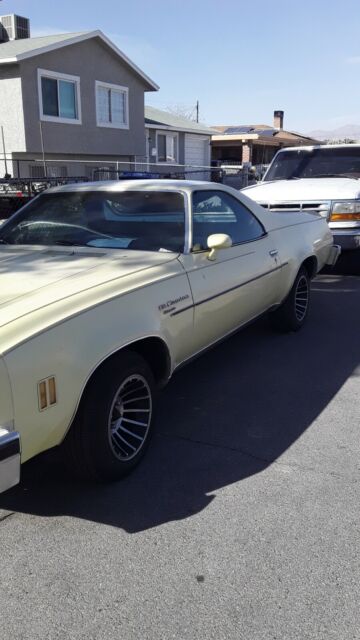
67,351,156,482
270,266,310,332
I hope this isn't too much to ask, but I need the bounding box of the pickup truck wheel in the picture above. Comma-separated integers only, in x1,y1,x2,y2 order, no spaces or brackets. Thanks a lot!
270,266,310,332
70,352,156,481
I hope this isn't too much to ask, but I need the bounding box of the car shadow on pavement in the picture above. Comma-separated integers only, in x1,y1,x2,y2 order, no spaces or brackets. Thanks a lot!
0,274,359,532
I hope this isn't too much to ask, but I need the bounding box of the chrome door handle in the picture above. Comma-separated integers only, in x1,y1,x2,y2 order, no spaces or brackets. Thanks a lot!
269,250,278,257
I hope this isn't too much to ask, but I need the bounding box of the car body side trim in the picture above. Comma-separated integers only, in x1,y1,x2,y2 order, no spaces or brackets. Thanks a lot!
170,262,288,317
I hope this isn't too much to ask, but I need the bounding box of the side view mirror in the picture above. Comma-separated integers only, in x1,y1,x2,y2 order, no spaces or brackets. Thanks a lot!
207,233,232,261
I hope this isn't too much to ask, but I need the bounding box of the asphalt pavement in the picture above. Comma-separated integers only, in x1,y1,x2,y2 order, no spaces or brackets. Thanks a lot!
0,256,359,640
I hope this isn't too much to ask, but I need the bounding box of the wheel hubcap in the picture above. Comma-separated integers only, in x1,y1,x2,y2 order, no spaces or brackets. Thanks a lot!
108,374,152,461
295,275,309,322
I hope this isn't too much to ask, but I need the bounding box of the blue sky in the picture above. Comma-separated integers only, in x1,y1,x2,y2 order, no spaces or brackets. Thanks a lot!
2,0,360,133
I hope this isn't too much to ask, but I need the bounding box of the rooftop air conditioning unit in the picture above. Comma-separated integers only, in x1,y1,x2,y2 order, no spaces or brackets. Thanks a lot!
0,15,30,43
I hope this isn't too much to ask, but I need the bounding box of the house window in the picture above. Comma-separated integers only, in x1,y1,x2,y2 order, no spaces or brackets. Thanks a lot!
38,69,81,124
157,133,178,163
95,81,129,129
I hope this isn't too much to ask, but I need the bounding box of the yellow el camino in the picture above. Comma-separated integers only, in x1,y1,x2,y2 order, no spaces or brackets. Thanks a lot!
0,180,339,493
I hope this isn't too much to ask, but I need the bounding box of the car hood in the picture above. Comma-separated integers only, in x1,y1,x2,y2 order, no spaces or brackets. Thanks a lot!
0,245,179,348
243,177,360,202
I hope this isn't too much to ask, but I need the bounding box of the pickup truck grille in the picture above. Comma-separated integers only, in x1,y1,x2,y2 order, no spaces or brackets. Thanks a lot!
259,201,331,218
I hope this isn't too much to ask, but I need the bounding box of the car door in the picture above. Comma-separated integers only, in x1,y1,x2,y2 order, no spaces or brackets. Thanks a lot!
179,188,284,352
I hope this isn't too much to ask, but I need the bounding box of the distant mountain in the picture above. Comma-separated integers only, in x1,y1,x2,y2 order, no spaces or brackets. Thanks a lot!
308,124,360,141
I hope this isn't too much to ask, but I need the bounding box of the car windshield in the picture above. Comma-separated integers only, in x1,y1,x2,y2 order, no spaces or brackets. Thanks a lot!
0,190,186,252
264,147,360,181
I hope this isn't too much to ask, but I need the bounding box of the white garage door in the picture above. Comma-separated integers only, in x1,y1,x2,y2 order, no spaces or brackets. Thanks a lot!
185,134,210,180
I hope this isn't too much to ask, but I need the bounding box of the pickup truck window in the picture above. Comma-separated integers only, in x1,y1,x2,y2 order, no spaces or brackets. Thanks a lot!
192,190,265,250
0,190,186,252
264,147,360,181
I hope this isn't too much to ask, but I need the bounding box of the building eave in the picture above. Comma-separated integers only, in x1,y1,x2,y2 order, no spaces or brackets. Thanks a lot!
0,30,159,90
0,57,18,64
146,122,213,135
211,133,260,142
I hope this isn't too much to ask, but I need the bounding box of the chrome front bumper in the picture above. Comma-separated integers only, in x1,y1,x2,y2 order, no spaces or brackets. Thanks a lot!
0,429,20,493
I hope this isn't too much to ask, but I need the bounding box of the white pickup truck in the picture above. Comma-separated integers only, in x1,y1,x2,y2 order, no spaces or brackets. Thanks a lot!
243,144,360,251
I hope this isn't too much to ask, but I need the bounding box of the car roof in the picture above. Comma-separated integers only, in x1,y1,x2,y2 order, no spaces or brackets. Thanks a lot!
277,143,360,153
45,179,222,195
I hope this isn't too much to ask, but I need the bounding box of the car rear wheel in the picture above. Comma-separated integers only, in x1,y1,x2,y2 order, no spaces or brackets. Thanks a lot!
270,266,310,332
68,351,156,481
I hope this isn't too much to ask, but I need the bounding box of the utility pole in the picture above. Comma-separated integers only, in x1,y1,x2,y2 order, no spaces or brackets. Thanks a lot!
196,100,199,123
1,125,8,176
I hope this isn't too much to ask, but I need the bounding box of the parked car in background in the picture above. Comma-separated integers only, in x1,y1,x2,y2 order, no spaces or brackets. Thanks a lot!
242,144,360,251
0,177,91,224
0,180,339,493
0,178,33,222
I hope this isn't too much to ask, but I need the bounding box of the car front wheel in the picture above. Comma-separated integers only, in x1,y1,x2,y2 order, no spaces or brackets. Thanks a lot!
270,266,310,332
69,351,156,481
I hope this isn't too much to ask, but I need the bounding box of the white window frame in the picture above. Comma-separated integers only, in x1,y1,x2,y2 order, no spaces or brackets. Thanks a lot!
156,131,179,164
37,68,82,125
95,81,129,130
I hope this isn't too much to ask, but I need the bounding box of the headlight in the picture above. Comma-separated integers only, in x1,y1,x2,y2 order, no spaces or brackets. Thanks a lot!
330,200,360,221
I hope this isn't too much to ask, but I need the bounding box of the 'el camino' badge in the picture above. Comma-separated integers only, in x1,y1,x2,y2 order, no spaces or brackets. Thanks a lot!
159,294,190,315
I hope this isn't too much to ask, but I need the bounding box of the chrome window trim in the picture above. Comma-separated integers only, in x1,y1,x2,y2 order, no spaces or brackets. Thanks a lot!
184,192,192,254
190,189,266,251
0,189,188,254
188,231,268,255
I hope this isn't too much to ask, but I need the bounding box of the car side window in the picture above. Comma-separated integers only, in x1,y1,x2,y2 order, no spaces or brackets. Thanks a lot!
192,190,265,251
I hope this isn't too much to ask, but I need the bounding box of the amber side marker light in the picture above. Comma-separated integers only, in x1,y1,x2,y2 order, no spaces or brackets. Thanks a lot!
48,377,57,405
330,212,360,221
38,376,57,411
38,381,47,410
